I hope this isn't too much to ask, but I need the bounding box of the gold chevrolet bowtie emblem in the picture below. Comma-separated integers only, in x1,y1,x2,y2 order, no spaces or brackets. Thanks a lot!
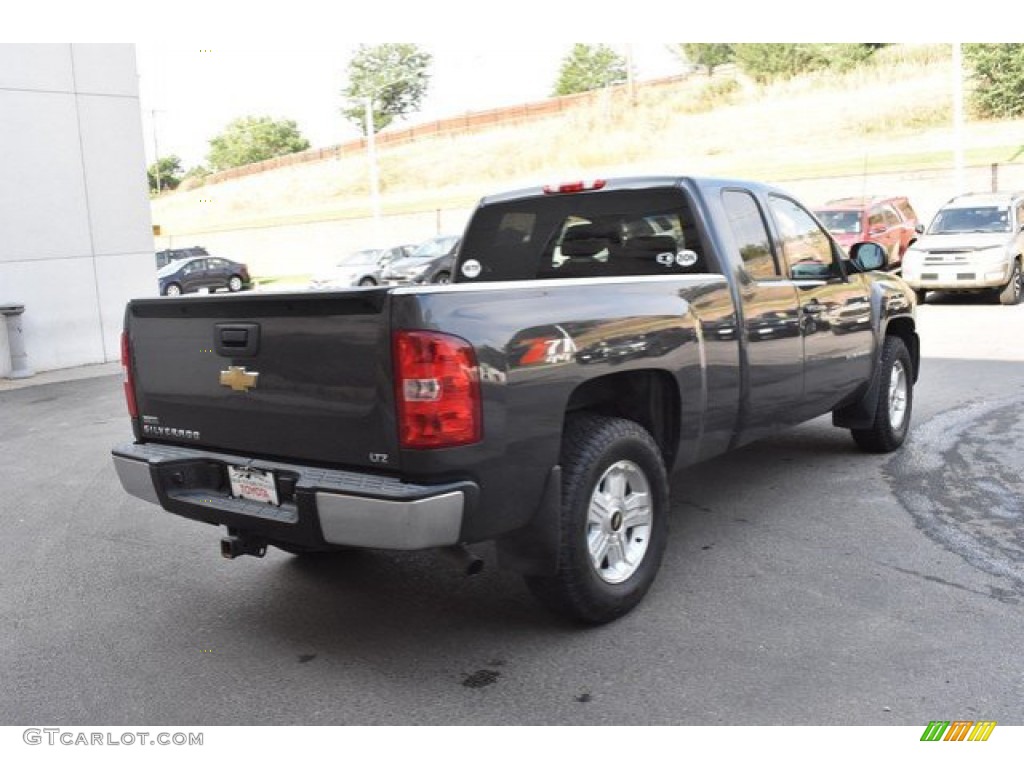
219,366,259,392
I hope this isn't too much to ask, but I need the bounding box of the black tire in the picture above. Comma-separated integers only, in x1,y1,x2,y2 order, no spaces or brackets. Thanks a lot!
851,335,913,453
998,260,1021,306
913,288,927,305
164,283,182,297
525,414,669,625
358,276,377,287
228,275,243,292
432,271,451,285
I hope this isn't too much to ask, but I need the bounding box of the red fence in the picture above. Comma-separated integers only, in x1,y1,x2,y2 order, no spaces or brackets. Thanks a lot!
193,74,689,188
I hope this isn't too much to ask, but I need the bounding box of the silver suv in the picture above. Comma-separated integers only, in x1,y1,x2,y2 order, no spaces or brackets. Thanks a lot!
901,192,1024,305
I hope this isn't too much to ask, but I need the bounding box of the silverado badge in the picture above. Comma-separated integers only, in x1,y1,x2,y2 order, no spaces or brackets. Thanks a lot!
219,366,259,392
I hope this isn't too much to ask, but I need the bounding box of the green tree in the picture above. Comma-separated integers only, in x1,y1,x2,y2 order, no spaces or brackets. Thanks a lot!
733,43,826,82
963,44,1024,118
147,155,183,192
733,43,880,83
553,44,628,96
341,44,433,135
818,43,881,72
676,43,735,76
206,116,310,172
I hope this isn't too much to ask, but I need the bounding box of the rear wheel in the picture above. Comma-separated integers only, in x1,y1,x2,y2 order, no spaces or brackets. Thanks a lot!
851,335,913,453
432,271,451,285
228,275,243,292
998,260,1022,305
525,414,669,624
358,276,377,287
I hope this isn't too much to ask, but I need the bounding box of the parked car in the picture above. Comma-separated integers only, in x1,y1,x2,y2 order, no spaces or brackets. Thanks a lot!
155,246,208,269
381,235,461,285
308,244,416,290
813,196,923,269
901,191,1024,305
157,255,251,296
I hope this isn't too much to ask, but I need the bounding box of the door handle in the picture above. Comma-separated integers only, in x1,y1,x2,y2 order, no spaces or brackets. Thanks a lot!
215,323,260,357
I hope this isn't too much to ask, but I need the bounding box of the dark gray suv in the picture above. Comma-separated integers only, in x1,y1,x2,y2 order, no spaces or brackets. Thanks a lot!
155,246,208,269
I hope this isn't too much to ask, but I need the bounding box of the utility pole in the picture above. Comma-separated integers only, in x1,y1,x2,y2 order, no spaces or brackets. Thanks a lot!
149,110,161,195
952,43,965,194
364,96,381,225
625,44,636,105
151,108,164,194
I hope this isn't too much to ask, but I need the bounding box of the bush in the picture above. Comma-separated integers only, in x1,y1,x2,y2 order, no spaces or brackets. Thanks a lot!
963,44,1024,119
734,43,881,83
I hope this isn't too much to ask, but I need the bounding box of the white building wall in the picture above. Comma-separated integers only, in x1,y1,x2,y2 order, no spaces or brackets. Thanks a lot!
0,44,155,376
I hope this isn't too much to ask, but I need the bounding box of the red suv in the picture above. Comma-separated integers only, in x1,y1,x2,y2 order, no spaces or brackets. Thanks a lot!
813,196,924,269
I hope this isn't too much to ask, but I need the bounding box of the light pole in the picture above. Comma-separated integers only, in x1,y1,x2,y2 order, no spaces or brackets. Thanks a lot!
952,43,965,194
364,96,381,223
361,77,415,233
151,109,164,194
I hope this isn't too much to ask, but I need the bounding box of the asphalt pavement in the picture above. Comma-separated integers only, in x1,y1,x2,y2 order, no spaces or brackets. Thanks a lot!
1,293,1022,725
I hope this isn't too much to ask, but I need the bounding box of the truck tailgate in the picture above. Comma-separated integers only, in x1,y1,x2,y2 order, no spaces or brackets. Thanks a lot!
126,291,398,471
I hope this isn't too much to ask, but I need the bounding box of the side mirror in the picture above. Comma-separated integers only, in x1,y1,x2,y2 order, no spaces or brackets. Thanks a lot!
849,241,886,272
915,223,925,234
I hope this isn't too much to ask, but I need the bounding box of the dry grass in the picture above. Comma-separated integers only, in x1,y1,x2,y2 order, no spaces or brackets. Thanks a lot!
153,44,1022,236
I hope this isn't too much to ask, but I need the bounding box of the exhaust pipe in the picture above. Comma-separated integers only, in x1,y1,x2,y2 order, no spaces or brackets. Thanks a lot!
440,545,485,576
220,535,267,560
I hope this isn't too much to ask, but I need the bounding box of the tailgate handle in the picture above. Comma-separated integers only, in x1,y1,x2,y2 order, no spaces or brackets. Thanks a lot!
215,323,260,357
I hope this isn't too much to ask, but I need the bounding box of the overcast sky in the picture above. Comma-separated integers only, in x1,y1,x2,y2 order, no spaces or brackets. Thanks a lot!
135,43,683,169
12,0,963,170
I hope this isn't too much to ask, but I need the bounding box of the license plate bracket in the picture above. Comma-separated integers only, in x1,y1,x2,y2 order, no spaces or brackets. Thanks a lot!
227,465,279,505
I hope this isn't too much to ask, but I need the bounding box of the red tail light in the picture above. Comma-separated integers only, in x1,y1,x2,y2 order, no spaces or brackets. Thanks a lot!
121,331,138,418
393,330,481,449
543,179,606,194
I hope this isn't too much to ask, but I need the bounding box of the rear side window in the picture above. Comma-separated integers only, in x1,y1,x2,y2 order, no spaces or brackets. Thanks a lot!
722,189,779,280
457,188,711,282
895,199,917,222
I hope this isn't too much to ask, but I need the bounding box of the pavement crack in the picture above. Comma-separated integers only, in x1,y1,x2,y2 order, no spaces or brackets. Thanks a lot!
882,563,1019,604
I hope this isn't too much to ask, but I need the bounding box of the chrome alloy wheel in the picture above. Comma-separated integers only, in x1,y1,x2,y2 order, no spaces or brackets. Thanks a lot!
587,459,652,584
889,359,908,430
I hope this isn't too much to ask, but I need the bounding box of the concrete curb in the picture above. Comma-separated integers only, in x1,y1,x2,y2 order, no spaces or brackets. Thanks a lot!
0,361,120,392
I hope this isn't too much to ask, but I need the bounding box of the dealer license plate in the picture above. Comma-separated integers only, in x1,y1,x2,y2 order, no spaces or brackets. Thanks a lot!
227,466,279,505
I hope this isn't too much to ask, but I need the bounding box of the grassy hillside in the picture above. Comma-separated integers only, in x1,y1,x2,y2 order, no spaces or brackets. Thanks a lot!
152,44,1024,242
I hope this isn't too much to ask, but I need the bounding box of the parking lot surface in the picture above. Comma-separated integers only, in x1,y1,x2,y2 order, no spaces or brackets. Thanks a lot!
1,295,1022,725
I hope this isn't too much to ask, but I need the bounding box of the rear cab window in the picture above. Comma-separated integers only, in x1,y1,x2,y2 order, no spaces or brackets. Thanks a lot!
456,187,716,282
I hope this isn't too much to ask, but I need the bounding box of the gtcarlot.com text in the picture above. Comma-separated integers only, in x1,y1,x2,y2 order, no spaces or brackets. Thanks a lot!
23,729,203,746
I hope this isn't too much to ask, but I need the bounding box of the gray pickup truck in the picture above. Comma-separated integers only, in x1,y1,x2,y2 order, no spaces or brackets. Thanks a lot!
113,176,920,624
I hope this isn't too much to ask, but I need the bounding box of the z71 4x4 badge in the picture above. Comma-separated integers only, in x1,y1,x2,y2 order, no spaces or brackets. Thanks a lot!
509,324,578,368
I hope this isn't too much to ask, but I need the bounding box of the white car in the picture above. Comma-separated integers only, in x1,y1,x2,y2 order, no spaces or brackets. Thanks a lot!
901,192,1024,306
308,245,415,289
